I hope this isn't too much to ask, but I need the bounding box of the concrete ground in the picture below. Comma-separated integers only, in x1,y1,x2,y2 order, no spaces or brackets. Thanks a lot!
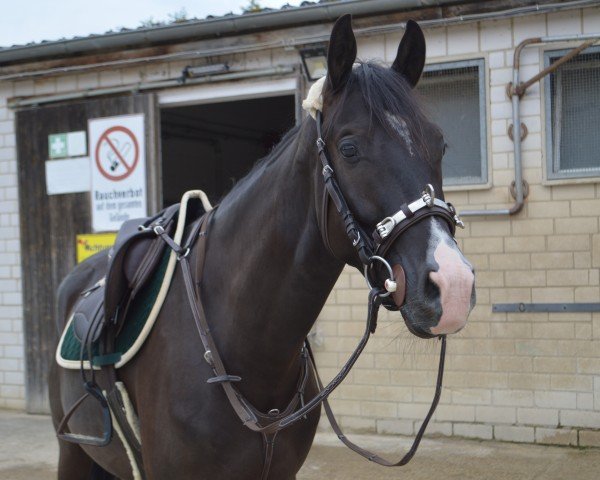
2,409,599,479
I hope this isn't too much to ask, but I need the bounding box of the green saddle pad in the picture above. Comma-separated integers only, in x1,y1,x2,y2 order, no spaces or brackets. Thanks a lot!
58,250,171,367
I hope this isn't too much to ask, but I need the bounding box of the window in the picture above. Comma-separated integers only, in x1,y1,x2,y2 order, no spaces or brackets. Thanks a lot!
418,59,487,186
545,47,600,180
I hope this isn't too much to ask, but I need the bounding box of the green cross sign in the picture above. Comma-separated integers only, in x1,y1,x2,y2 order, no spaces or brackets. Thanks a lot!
48,131,87,159
49,134,67,158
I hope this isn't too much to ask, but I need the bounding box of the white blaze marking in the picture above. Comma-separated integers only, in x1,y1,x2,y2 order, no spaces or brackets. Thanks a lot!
385,112,414,156
427,219,474,335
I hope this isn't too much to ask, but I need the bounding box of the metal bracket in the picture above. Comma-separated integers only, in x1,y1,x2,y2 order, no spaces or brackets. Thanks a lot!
510,179,529,200
493,303,600,313
508,122,528,141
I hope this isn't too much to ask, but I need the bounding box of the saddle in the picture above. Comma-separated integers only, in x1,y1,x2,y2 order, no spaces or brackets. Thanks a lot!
71,204,180,351
58,192,211,458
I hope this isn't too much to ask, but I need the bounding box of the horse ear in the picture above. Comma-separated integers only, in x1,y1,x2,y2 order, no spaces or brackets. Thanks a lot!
391,20,426,88
325,14,357,93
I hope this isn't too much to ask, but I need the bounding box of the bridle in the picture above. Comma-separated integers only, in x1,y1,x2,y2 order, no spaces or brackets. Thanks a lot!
164,109,466,479
315,109,464,300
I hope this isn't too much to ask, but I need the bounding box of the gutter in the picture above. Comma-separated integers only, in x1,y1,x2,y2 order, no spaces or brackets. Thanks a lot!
0,0,461,65
1,0,598,83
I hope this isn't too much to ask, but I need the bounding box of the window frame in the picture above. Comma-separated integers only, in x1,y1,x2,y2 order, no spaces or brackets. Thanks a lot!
544,46,600,181
420,58,488,187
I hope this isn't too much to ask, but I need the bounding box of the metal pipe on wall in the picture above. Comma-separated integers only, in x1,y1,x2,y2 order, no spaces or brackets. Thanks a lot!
460,32,600,218
8,66,295,108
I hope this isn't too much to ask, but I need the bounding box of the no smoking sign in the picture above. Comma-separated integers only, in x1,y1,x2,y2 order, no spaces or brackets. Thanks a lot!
89,114,147,232
95,125,140,181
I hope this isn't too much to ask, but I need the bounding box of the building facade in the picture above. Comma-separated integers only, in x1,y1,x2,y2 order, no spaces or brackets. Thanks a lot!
0,0,599,447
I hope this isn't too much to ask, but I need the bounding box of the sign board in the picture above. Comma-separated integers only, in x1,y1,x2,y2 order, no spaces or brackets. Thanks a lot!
89,114,147,232
48,131,87,159
45,157,91,195
76,232,117,263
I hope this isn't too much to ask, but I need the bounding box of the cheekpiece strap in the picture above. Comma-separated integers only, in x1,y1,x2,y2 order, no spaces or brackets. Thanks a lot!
315,111,374,266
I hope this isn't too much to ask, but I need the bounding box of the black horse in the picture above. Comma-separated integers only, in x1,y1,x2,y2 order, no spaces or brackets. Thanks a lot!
49,15,475,480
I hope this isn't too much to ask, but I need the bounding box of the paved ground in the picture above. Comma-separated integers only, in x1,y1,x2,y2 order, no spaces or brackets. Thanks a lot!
2,409,599,479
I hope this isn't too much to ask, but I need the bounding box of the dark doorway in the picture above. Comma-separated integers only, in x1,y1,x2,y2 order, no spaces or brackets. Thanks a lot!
160,95,296,206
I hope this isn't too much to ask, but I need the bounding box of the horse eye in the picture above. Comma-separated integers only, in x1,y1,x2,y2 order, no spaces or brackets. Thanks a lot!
340,142,358,158
442,142,448,156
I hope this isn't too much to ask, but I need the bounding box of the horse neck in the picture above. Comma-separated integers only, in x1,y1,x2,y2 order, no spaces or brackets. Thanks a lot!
200,118,343,405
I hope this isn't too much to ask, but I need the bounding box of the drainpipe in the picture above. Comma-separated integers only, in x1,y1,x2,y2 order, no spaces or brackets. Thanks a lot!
460,33,600,217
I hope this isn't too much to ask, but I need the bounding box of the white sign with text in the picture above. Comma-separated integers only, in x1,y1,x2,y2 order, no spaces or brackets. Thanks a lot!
89,114,147,232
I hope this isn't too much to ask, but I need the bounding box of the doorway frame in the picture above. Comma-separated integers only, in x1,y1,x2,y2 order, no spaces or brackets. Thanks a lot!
157,75,302,207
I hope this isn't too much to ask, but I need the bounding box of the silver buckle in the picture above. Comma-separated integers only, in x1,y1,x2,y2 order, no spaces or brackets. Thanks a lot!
375,217,395,240
322,164,334,177
422,184,435,207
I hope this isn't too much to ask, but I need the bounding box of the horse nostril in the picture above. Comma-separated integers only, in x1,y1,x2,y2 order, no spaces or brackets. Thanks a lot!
424,271,441,300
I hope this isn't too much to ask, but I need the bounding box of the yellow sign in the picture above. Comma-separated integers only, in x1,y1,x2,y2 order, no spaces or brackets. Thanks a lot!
76,232,117,263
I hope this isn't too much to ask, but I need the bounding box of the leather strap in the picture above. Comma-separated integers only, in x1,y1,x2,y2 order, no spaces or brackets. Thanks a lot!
308,336,446,466
169,204,448,475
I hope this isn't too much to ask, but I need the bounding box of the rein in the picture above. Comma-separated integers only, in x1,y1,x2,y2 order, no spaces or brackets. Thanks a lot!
161,110,465,478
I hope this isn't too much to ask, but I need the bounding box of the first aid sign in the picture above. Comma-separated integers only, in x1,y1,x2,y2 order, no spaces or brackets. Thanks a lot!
89,114,147,232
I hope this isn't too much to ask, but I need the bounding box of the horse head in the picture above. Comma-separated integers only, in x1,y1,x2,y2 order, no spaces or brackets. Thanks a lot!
316,15,475,339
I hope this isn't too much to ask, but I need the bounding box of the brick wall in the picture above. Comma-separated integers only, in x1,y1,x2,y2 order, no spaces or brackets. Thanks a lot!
0,80,24,410
0,6,598,448
314,8,600,448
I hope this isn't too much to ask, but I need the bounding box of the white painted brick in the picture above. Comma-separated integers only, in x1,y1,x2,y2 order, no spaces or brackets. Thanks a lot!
480,20,512,51
488,51,505,69
475,405,516,424
494,425,535,443
535,427,577,446
3,346,23,359
376,419,414,436
577,393,594,410
582,7,600,33
493,389,534,407
447,24,479,55
0,332,20,345
454,423,493,440
513,15,547,44
560,410,600,429
579,430,600,447
3,371,23,385
490,85,507,103
517,408,558,427
490,67,512,87
547,10,582,36
423,27,447,59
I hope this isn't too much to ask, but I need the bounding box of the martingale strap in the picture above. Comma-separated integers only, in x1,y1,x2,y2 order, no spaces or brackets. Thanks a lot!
171,211,447,475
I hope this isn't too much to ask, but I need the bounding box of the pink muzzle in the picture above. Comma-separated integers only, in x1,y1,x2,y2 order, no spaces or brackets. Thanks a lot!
428,242,474,335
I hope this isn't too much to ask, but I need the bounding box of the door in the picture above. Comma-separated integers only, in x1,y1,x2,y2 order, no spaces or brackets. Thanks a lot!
16,93,158,413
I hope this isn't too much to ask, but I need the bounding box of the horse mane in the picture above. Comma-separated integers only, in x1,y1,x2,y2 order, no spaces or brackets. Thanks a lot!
324,61,436,160
222,61,436,203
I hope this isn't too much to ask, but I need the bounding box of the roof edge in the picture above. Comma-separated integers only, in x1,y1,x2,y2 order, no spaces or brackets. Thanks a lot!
0,0,463,65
